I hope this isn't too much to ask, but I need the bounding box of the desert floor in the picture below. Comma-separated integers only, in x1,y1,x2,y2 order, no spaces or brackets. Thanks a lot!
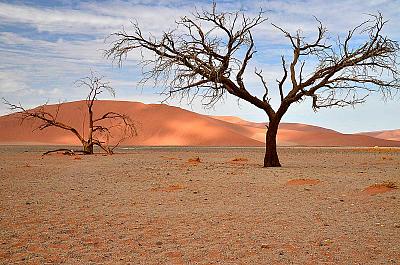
0,146,399,264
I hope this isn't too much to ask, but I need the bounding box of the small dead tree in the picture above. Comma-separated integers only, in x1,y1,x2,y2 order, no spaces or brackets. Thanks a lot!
106,4,399,167
3,72,136,155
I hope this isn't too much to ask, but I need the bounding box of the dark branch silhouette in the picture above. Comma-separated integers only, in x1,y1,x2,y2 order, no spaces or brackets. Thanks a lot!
105,4,399,167
3,72,137,155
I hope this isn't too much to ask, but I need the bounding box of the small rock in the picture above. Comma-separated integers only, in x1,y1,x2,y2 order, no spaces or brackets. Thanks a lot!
261,244,270,249
319,239,332,246
156,241,163,246
394,223,400,228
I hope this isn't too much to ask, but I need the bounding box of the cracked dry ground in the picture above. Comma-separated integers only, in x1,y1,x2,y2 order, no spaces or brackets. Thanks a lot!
0,146,399,264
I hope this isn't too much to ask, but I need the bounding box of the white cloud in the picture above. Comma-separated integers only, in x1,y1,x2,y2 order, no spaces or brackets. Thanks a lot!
0,1,192,36
0,0,399,132
0,2,125,35
0,72,28,93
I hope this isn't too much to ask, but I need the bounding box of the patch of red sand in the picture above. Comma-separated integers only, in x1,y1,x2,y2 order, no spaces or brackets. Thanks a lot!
161,156,180,160
166,251,184,265
363,184,397,195
187,157,201,163
231,158,248,162
151,184,185,192
286,178,320,186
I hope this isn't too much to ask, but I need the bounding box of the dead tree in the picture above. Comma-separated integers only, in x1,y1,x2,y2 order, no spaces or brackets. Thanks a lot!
106,4,399,167
3,72,136,155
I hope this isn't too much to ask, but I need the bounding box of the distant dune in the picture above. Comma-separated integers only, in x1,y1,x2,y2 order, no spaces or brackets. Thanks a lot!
0,100,399,147
211,116,400,147
357,129,400,142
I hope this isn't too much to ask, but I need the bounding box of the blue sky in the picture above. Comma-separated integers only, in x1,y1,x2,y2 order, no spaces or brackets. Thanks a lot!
0,0,399,133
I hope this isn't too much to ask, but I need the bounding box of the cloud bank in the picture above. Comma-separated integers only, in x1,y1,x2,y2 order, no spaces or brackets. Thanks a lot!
0,0,399,132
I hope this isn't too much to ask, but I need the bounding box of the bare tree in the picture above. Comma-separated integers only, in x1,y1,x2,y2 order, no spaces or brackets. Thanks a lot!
3,72,137,155
106,4,399,167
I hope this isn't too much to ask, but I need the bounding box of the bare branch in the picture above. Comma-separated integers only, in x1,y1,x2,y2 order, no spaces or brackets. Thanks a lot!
105,4,399,167
255,68,269,103
276,12,399,110
3,73,137,155
276,56,288,102
3,98,86,144
105,3,275,117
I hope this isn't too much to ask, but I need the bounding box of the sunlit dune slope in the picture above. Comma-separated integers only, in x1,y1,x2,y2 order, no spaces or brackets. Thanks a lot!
0,100,263,146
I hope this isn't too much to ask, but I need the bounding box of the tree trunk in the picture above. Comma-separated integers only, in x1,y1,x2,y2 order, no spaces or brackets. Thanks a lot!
264,119,281,167
83,142,94,154
88,107,94,154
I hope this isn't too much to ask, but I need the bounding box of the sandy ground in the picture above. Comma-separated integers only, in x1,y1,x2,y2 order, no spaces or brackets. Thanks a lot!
0,146,399,264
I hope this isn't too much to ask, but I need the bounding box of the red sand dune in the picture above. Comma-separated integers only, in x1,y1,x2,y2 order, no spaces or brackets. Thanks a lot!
0,100,399,147
0,101,262,146
211,115,400,147
358,129,400,142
